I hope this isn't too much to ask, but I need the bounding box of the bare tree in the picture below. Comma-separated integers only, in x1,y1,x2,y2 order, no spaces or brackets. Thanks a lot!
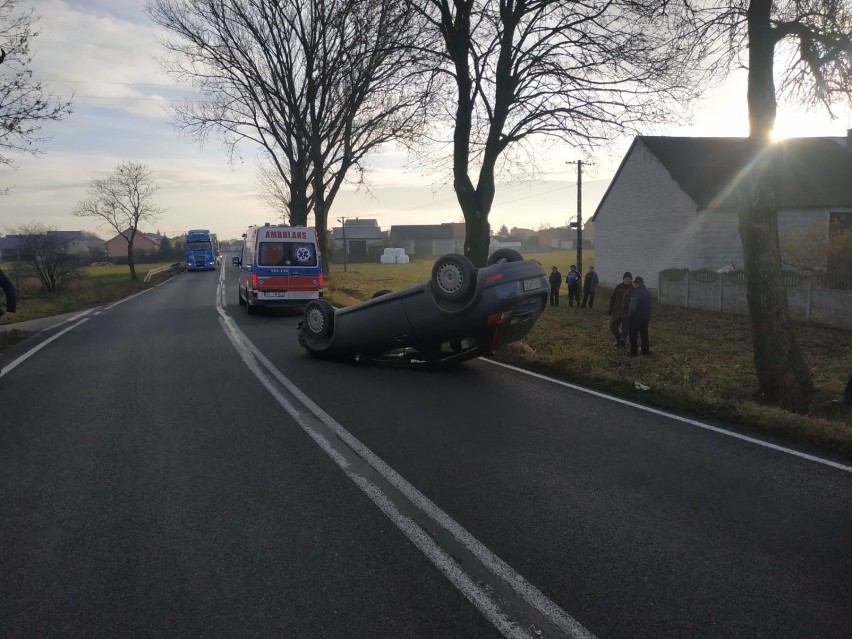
408,0,707,265
683,0,852,409
147,0,430,270
0,0,73,186
73,162,164,281
6,223,79,292
256,158,301,225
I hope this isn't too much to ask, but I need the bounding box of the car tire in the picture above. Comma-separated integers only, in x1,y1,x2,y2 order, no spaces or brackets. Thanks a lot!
431,254,476,301
238,287,246,306
371,289,393,299
486,248,524,266
246,300,257,315
304,299,335,338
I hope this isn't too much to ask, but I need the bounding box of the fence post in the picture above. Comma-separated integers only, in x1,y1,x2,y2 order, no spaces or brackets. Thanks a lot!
805,274,813,323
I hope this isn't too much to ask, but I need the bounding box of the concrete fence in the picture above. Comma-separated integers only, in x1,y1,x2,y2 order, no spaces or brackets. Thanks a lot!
658,268,852,330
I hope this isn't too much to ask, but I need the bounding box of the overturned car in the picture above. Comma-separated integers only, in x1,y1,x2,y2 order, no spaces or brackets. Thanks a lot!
297,250,548,367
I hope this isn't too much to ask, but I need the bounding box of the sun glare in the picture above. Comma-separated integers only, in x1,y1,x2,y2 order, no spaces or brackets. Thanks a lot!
769,112,851,141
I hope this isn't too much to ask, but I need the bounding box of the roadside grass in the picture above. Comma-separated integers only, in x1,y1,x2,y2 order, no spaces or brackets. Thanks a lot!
0,262,176,349
324,251,852,457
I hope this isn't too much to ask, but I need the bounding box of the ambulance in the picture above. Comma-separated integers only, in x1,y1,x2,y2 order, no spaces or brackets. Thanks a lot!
235,223,323,313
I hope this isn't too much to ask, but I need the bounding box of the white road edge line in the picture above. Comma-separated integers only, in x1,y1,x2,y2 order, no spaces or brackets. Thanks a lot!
40,308,97,332
1,318,90,378
482,359,852,474
214,271,596,639
1,287,156,378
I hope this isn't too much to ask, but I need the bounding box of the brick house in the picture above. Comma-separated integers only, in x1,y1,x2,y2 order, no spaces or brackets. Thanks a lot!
105,228,162,259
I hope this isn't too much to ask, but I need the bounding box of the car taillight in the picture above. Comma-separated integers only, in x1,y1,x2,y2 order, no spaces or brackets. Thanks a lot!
318,273,324,287
487,310,514,325
486,273,504,283
251,273,258,287
488,310,515,350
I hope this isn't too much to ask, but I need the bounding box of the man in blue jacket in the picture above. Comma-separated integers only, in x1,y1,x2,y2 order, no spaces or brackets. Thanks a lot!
565,265,581,307
627,276,651,356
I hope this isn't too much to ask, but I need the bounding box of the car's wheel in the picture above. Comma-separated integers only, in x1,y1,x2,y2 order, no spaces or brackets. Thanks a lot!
238,287,246,306
371,289,393,299
431,254,476,301
486,248,524,266
246,299,257,315
304,299,334,338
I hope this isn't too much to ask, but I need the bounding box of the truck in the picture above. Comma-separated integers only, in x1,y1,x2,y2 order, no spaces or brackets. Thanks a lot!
184,229,217,271
234,223,323,314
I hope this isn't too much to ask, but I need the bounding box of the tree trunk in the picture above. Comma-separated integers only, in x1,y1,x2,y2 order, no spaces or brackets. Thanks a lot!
311,165,330,276
448,1,517,267
739,0,813,410
443,3,490,265
126,233,137,282
289,157,310,226
463,204,491,266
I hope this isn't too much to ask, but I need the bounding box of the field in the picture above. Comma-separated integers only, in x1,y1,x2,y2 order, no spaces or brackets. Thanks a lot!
324,249,852,457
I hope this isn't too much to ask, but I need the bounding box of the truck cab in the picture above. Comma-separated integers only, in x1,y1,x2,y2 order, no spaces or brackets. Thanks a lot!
184,229,217,271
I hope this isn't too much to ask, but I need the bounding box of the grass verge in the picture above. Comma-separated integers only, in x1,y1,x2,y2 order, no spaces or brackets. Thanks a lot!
323,251,852,458
0,262,177,349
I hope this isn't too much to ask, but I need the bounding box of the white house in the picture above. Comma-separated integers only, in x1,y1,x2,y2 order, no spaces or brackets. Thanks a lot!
591,134,852,288
332,218,385,263
390,224,456,257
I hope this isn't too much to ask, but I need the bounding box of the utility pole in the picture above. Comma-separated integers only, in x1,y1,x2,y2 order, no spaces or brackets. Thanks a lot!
337,216,347,272
566,160,591,275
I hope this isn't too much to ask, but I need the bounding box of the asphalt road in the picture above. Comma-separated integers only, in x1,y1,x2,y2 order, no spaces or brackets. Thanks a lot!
1,267,850,638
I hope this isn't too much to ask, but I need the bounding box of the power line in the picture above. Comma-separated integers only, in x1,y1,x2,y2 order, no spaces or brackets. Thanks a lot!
43,79,184,88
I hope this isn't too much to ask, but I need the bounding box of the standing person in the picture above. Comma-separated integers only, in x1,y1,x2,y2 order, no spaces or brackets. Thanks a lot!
0,267,17,321
548,266,562,306
628,276,652,356
565,264,582,307
581,265,599,308
607,271,633,347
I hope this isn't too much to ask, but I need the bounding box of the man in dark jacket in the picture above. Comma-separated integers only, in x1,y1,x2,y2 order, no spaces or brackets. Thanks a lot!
548,266,562,306
581,265,599,308
628,276,652,356
0,267,17,320
608,271,632,347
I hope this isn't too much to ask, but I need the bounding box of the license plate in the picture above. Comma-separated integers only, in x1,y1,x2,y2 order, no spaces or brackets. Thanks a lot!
523,278,542,291
262,291,288,298
287,291,319,300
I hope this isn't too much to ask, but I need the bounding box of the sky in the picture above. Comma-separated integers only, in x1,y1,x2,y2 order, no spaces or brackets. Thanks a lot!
3,0,851,242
